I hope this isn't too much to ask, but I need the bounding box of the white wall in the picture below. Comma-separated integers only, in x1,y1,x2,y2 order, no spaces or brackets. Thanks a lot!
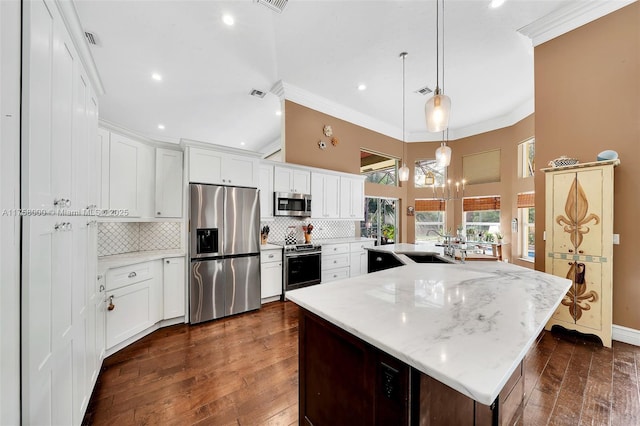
0,0,22,424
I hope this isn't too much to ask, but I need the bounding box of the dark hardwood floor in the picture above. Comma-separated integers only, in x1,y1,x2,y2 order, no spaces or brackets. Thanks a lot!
84,301,640,425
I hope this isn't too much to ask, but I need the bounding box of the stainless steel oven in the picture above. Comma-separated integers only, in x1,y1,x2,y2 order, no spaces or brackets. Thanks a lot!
283,243,322,293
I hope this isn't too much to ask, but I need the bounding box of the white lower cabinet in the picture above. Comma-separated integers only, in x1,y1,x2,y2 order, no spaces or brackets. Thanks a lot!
105,260,162,349
163,257,186,319
349,240,375,277
321,243,350,283
261,249,282,299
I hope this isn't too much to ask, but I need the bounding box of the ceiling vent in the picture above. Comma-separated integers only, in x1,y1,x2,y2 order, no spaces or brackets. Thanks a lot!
249,89,267,98
255,0,288,13
84,31,98,46
415,85,433,96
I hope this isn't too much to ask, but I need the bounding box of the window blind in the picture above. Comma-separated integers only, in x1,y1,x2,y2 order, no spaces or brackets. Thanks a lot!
463,196,501,211
415,199,446,211
517,192,535,208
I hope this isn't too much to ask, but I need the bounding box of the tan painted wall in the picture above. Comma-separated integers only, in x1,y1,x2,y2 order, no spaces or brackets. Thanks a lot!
534,2,640,329
406,115,535,267
284,100,409,242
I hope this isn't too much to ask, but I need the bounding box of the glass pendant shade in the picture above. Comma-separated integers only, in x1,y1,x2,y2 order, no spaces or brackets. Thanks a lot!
425,91,451,132
435,144,451,167
398,163,410,182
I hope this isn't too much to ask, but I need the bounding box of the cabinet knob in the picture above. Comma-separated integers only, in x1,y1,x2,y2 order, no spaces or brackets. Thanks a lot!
128,272,137,278
568,249,574,253
107,296,115,311
578,250,584,254
268,254,274,258
157,211,162,215
166,260,170,264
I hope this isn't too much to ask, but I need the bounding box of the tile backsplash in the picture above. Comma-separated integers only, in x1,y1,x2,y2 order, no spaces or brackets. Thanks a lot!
98,222,182,257
260,217,356,244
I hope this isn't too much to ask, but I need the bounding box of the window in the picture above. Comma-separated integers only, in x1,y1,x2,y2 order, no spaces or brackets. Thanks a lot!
414,159,446,188
414,199,446,243
360,150,399,186
463,196,501,241
360,197,398,245
517,192,535,260
518,138,535,178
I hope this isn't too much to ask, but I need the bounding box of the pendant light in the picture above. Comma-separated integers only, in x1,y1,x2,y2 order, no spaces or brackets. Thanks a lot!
425,0,451,132
435,130,451,167
398,52,410,182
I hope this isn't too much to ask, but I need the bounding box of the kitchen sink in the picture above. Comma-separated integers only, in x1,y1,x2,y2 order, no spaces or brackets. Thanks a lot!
403,253,454,264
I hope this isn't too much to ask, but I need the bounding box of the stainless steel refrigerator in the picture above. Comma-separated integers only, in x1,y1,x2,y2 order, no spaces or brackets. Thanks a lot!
189,184,261,324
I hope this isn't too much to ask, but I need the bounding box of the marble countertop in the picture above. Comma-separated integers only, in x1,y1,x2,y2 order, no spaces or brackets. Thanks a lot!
286,260,571,405
314,237,376,245
98,249,186,274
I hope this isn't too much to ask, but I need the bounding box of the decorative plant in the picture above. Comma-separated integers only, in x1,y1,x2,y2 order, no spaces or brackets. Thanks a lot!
485,232,495,242
495,231,503,241
466,228,476,239
382,224,395,241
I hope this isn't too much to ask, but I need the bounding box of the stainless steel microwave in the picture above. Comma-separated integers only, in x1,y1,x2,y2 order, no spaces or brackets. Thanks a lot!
274,192,312,217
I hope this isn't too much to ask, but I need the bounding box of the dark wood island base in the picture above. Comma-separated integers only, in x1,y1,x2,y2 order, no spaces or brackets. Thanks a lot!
299,308,524,426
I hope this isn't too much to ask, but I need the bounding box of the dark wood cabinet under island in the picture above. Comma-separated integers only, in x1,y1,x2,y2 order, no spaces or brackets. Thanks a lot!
288,255,571,425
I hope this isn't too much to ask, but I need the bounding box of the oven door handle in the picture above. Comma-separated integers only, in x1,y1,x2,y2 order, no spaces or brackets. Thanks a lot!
286,251,321,258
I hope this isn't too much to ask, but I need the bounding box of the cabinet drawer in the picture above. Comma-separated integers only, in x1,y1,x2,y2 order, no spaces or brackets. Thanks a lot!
261,249,282,263
322,253,350,271
350,240,375,252
322,267,350,283
322,243,350,256
106,261,157,291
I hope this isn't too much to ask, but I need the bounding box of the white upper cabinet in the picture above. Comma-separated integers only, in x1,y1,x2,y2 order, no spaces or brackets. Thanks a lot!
259,164,274,219
189,147,258,188
311,172,340,219
155,149,183,218
137,143,155,218
108,133,141,217
274,166,311,194
339,176,365,220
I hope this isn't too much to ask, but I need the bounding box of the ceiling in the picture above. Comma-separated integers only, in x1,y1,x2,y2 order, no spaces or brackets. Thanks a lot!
75,0,582,153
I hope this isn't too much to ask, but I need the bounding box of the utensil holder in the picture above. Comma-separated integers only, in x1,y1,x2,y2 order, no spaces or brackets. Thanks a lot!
261,234,268,245
304,233,311,243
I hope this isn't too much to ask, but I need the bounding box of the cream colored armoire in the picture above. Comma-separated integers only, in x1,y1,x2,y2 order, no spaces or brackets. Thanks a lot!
543,159,618,348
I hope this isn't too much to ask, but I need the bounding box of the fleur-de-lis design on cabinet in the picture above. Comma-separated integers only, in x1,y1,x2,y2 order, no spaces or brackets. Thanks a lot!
555,178,600,248
560,262,598,320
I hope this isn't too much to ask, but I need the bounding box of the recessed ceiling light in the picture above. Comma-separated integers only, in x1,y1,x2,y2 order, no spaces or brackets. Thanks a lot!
240,142,246,146
222,14,235,26
151,73,162,81
158,124,165,130
489,0,505,8
275,110,282,116
358,84,367,91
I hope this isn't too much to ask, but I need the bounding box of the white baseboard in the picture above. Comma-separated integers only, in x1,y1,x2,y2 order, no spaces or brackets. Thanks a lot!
612,324,640,346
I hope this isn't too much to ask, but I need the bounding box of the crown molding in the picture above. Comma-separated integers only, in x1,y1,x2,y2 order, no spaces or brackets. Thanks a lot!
256,137,282,157
99,119,182,150
518,0,636,47
55,0,105,95
180,138,263,157
273,80,403,141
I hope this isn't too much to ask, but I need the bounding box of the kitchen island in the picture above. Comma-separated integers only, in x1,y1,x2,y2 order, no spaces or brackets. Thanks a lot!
286,250,571,425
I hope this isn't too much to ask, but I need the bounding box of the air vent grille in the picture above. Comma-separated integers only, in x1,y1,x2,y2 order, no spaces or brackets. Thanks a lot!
249,89,267,98
255,0,288,13
415,85,433,95
84,31,98,45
